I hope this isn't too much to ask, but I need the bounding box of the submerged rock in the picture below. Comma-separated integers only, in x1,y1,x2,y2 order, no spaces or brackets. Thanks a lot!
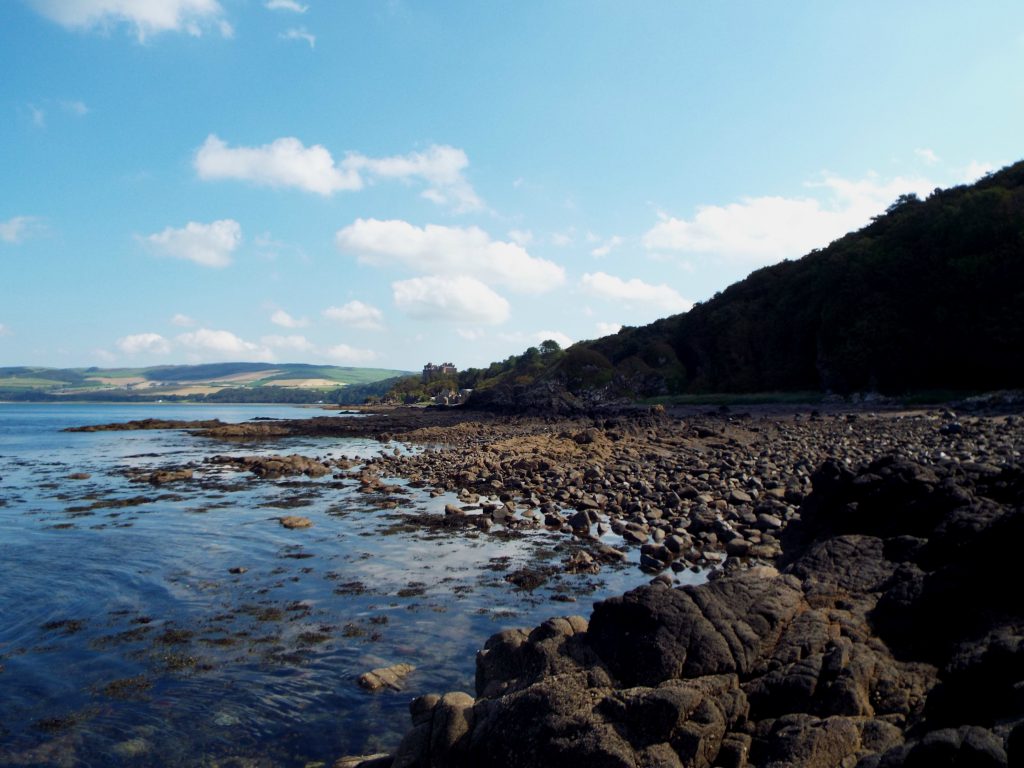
358,663,415,691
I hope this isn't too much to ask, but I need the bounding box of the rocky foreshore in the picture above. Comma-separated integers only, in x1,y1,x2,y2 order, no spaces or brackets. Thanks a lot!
335,407,1023,768
70,404,1024,766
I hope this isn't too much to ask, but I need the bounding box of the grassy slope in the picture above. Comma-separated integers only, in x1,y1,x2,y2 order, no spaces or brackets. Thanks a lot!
0,363,411,397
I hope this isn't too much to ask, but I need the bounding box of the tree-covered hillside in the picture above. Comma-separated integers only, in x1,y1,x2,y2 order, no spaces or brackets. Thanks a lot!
469,161,1024,408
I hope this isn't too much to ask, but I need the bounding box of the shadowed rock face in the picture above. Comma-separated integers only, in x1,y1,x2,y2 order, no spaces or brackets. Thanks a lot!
349,454,1024,768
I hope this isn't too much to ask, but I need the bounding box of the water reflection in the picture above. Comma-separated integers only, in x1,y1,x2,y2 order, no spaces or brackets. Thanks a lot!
0,404,698,766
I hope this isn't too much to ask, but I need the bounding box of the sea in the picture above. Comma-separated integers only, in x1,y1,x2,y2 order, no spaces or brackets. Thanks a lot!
0,403,689,767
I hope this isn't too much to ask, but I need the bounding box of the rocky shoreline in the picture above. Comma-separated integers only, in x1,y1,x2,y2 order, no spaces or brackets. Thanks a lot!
71,404,1024,766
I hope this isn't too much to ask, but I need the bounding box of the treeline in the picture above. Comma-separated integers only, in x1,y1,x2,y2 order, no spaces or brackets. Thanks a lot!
469,160,1024,407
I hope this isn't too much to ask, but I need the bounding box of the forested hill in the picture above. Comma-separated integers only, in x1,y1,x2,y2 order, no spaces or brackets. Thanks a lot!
468,160,1024,407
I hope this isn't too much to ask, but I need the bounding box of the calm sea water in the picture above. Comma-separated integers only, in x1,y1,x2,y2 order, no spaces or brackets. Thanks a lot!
0,403,678,767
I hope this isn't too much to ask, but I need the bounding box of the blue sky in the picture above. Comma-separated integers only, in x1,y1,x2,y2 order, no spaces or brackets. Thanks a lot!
2,1,1021,372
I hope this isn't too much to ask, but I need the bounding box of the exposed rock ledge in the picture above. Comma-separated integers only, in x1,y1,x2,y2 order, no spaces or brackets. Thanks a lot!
341,455,1024,768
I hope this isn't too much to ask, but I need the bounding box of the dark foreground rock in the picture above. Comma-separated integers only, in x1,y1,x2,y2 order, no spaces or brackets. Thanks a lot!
341,453,1024,768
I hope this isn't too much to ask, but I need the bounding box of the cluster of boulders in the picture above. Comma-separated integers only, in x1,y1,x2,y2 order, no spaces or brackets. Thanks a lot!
205,453,334,479
364,410,1020,576
341,448,1024,767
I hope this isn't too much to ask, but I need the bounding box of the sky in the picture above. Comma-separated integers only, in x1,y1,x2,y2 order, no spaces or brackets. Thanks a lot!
1,1,1022,372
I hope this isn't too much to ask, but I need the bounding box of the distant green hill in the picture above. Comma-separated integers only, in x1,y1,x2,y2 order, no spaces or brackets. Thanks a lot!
465,160,1024,409
0,362,411,403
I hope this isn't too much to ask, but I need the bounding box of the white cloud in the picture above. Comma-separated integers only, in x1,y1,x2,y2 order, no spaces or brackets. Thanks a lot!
325,343,378,365
145,219,240,267
962,160,995,183
551,230,574,247
265,0,307,11
323,300,385,331
595,322,622,336
171,313,196,327
1,216,39,244
336,219,565,293
344,145,482,213
29,0,233,41
262,334,314,352
281,27,315,48
194,137,482,210
534,330,573,349
271,309,308,328
177,328,267,359
117,332,171,355
61,100,90,116
507,229,533,246
591,235,624,258
195,135,361,195
581,272,692,314
643,172,935,266
915,148,940,165
392,275,510,325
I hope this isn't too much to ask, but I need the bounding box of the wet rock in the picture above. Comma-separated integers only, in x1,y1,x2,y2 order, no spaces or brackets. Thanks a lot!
358,663,415,691
279,515,312,529
135,468,194,485
332,755,393,768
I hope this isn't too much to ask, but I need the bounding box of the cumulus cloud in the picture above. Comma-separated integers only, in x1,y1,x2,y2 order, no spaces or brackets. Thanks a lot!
325,343,378,365
177,328,267,358
270,309,307,328
644,172,935,267
392,275,510,325
261,334,314,352
581,272,692,314
29,0,233,41
117,332,171,355
345,145,482,213
323,300,385,331
145,219,240,267
962,160,995,183
534,330,573,349
0,216,40,244
265,0,307,11
171,313,196,327
194,137,481,210
336,219,565,293
595,322,622,336
195,135,361,195
591,235,624,258
280,27,314,48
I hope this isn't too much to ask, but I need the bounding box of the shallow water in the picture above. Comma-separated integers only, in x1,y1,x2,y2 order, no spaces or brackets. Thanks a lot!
0,403,702,766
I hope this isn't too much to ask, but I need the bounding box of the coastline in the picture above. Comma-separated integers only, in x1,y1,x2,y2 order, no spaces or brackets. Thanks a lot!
67,402,1024,766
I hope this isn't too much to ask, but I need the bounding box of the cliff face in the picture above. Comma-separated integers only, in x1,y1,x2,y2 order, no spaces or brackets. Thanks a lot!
468,161,1024,411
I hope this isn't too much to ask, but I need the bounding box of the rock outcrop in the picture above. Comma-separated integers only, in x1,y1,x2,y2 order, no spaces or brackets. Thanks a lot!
341,454,1024,767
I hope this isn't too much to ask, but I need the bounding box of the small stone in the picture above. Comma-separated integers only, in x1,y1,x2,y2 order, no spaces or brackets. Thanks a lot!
228,566,248,574
728,489,752,504
280,515,312,529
